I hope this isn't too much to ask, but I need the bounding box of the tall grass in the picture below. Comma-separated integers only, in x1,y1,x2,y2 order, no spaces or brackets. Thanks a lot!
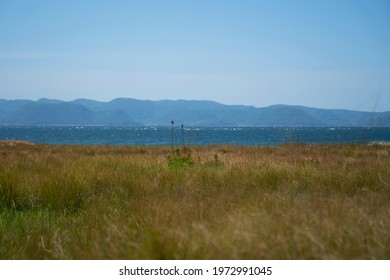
0,143,389,259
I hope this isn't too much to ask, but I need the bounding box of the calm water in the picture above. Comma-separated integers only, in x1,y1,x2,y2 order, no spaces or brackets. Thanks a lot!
0,126,389,146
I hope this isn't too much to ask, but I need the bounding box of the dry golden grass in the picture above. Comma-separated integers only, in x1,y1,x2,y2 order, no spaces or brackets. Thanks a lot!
0,144,389,259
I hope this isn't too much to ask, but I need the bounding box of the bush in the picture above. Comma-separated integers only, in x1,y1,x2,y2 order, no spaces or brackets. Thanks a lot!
167,148,194,169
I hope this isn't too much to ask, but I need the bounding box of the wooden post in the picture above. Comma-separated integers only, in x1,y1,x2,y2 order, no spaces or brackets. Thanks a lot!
171,120,174,152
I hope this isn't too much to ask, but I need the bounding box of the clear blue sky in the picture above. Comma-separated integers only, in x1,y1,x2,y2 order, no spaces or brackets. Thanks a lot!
0,0,389,111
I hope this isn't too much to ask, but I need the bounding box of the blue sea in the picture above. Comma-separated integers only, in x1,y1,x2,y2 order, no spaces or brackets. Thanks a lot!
0,126,390,146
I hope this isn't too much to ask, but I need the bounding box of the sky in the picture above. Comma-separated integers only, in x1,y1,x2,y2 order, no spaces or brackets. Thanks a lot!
0,0,389,112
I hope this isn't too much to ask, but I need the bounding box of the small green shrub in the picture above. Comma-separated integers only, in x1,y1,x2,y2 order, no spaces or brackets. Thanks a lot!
167,148,194,169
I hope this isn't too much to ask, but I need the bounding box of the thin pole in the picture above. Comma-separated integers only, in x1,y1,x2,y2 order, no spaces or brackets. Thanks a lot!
171,120,174,152
181,124,184,147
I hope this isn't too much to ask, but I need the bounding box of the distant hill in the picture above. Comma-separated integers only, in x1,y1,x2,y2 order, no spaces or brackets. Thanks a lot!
0,98,389,127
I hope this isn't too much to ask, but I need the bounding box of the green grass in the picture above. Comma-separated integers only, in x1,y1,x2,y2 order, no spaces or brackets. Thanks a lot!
0,143,389,259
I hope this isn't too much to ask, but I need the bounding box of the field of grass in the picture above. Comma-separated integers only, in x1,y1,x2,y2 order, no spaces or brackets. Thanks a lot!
0,142,389,259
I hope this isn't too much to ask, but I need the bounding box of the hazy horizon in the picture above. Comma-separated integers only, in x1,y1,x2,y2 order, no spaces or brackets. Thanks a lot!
1,0,389,112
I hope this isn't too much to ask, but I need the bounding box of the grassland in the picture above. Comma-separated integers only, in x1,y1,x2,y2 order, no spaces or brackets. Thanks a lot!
0,142,389,259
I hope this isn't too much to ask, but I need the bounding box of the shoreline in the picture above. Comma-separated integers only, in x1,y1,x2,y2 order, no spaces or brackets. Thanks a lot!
1,139,390,147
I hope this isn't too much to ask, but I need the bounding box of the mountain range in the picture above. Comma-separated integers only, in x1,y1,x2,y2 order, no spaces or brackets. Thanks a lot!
0,98,389,127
